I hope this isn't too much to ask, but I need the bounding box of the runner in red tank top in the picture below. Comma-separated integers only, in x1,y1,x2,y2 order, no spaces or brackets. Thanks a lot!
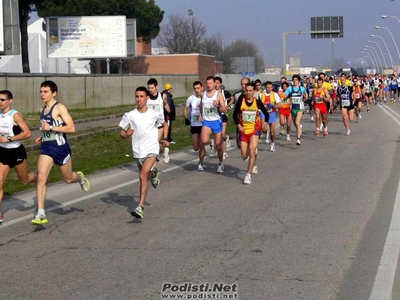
313,77,331,137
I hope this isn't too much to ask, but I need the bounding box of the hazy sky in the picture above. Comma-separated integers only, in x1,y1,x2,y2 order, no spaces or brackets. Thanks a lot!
153,0,400,68
29,0,400,69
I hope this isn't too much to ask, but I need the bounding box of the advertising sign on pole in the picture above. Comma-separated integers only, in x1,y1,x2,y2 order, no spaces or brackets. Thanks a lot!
46,16,127,58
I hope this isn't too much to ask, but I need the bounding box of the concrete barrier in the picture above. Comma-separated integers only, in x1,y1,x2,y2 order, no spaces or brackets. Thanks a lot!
0,73,286,113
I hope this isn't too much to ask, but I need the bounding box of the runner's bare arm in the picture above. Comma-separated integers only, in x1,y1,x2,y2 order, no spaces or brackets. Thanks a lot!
163,93,171,113
217,93,228,113
13,112,31,140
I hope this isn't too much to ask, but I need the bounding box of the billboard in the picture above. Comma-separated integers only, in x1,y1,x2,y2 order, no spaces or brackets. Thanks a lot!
0,0,3,52
0,0,20,55
230,56,255,74
46,16,127,58
311,16,343,39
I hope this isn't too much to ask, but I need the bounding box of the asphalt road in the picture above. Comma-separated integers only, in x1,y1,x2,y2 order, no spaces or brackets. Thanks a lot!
1,103,400,300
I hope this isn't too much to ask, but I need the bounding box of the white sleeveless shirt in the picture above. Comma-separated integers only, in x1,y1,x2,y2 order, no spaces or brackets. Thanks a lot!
0,109,22,149
201,90,220,122
147,92,164,124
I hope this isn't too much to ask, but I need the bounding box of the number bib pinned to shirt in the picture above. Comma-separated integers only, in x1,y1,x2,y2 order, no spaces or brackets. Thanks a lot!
315,97,323,104
292,97,301,104
242,110,256,123
148,104,161,112
341,94,350,107
41,131,57,142
204,106,218,117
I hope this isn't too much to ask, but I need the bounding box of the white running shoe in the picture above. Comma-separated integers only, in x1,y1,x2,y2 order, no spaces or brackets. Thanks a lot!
163,147,170,163
217,163,224,173
223,152,228,160
346,129,351,136
286,135,291,141
269,144,276,152
356,117,359,123
265,137,271,144
210,139,216,155
243,174,251,185
311,116,314,121
197,163,204,171
296,139,301,146
359,113,362,119
252,165,258,174
225,136,231,149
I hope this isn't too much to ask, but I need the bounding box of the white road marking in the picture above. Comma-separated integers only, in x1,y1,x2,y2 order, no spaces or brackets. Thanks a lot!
0,147,236,229
369,105,400,300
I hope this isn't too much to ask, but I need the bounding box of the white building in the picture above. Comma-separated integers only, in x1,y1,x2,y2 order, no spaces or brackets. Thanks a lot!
0,18,90,73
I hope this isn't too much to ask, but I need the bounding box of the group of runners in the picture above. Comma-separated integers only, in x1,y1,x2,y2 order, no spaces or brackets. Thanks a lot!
0,72,394,222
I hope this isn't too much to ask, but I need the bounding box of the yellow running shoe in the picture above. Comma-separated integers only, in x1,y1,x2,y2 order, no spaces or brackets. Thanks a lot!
77,171,90,192
31,213,48,225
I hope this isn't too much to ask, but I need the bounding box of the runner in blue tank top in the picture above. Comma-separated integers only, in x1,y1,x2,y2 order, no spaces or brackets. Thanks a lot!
31,81,91,226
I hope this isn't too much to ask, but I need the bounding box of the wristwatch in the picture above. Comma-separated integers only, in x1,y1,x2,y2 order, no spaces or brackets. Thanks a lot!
7,136,12,142
49,125,53,132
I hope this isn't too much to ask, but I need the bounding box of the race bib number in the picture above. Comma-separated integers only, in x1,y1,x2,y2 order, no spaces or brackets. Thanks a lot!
204,107,218,117
192,113,200,122
41,131,57,142
356,93,360,99
148,104,161,112
315,97,323,104
341,100,350,106
242,110,256,123
291,97,301,104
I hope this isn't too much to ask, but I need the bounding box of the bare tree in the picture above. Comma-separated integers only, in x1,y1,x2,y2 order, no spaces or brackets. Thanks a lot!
223,39,265,73
157,13,206,53
201,32,224,61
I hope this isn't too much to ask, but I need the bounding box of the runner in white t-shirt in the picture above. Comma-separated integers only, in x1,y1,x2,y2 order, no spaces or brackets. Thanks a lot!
119,86,169,220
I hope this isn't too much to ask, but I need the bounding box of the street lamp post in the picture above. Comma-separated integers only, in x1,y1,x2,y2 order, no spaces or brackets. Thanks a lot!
368,40,388,73
282,29,340,75
382,14,400,23
375,26,400,60
363,53,377,72
362,53,377,73
364,46,383,73
371,34,395,67
363,50,378,72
